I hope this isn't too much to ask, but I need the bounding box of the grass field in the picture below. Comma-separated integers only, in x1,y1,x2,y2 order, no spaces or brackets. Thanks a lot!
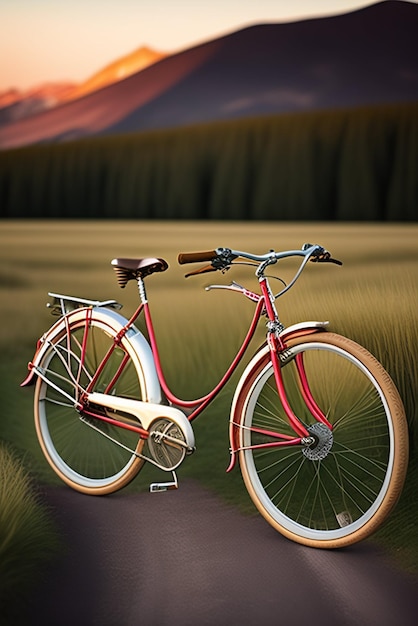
1,220,417,585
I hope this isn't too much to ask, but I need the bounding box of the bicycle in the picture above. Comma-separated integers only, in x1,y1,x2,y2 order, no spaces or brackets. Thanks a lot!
22,243,409,549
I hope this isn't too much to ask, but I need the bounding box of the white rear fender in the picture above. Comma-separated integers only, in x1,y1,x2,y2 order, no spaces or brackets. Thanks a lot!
21,307,162,404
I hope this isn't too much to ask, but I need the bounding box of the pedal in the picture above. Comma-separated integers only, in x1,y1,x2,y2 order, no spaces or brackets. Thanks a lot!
149,473,178,493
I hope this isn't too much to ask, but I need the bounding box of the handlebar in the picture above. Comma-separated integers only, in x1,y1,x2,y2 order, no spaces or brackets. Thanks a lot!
178,244,342,278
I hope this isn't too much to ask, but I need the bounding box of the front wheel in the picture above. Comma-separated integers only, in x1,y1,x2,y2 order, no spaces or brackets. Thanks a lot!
235,333,409,548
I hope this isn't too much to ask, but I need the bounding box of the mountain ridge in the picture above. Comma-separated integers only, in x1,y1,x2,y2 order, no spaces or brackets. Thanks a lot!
0,46,166,126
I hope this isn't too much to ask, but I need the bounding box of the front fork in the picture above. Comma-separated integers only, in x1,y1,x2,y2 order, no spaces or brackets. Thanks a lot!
267,330,310,439
227,331,331,473
269,330,332,434
261,276,331,437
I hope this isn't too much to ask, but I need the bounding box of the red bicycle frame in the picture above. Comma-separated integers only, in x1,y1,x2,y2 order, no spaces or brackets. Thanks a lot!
68,272,331,469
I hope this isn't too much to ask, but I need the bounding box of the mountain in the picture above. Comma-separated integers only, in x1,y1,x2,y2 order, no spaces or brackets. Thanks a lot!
0,1,417,150
0,83,77,126
0,47,166,127
65,46,167,101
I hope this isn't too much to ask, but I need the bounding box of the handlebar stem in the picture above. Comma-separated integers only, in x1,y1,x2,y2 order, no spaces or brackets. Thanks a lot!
255,252,278,278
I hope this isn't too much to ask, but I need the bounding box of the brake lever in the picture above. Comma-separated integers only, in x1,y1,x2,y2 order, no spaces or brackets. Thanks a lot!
310,251,343,265
184,264,217,278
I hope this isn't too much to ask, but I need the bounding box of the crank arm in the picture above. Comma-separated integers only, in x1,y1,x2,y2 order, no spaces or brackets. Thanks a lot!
150,429,194,453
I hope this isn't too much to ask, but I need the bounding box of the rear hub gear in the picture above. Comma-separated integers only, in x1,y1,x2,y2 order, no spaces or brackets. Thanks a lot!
302,422,333,460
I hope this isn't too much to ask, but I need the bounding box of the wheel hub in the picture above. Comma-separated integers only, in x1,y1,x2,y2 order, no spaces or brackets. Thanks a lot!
302,422,333,460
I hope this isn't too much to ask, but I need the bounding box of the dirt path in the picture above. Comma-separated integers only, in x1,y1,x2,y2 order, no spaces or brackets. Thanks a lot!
26,480,417,626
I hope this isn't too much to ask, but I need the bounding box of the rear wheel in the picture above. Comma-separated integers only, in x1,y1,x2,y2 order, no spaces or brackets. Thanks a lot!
236,333,408,548
34,315,147,494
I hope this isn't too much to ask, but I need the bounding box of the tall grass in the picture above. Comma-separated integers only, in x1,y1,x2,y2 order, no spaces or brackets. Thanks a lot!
0,443,60,623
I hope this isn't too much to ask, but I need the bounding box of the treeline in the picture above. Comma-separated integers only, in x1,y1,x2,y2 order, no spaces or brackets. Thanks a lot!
0,103,417,220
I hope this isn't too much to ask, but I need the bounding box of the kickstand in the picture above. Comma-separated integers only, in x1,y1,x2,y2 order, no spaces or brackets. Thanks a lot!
149,471,178,493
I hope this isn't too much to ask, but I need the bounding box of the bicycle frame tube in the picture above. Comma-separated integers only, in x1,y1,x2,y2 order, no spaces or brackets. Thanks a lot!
81,407,150,439
258,276,277,321
25,274,331,457
78,280,326,447
143,297,266,419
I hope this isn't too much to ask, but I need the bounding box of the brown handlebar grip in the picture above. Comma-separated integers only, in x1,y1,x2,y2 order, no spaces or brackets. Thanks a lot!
178,250,217,265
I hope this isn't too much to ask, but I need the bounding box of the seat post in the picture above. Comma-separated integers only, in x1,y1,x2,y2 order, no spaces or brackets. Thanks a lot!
137,277,148,304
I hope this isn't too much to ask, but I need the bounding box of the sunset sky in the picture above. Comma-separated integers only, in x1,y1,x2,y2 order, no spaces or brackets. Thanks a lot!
0,0,410,92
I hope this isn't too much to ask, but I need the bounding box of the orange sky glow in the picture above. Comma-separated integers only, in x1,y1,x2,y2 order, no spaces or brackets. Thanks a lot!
1,0,414,91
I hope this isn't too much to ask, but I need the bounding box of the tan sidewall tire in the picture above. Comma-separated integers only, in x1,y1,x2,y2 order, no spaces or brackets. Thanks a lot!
238,332,409,548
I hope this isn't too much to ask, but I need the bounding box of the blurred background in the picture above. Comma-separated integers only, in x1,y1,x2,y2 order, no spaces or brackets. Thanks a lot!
0,0,417,219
